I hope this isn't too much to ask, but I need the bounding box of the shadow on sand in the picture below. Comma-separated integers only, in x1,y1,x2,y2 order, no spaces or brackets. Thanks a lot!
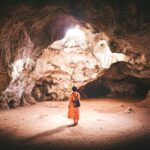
0,126,150,150
22,125,68,143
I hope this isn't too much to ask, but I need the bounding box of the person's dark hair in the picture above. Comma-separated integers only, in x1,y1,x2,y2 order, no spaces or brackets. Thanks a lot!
72,86,77,92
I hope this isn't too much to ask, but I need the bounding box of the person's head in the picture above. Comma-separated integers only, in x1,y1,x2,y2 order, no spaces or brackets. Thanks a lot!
72,86,78,92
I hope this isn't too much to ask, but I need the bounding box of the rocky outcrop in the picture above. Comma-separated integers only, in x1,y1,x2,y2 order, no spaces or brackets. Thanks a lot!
137,90,150,107
0,0,150,109
0,23,128,108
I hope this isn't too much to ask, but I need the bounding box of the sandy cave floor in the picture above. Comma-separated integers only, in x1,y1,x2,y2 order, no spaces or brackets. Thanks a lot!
0,98,150,150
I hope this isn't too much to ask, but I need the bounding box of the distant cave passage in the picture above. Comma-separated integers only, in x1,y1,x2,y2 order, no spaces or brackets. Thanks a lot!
80,76,149,99
80,83,110,98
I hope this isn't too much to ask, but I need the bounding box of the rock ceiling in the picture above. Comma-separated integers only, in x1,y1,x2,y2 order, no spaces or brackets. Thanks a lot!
0,0,150,109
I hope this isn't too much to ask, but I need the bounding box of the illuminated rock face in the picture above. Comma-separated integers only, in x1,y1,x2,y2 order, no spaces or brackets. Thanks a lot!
93,40,128,69
0,1,150,108
0,24,128,108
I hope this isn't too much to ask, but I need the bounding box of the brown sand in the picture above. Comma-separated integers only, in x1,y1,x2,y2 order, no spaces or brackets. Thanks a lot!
0,98,150,150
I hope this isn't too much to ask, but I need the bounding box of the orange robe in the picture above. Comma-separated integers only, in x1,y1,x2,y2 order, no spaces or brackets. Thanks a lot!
67,92,80,120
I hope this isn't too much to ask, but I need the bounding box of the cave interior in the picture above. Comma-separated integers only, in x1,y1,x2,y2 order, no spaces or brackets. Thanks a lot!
0,0,150,109
0,0,150,150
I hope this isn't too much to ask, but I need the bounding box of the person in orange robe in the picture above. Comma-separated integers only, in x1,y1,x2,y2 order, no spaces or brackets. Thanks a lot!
67,86,80,126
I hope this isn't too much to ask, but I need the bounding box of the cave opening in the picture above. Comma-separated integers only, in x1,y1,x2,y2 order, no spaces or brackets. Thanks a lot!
80,75,149,100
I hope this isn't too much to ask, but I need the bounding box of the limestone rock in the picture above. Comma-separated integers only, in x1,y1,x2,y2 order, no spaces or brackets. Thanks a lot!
0,1,149,108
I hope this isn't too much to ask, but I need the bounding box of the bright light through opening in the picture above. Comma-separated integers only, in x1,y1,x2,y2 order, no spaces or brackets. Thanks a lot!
51,25,88,50
65,26,85,40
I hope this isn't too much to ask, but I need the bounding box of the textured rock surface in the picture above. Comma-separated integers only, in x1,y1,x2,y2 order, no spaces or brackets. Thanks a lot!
0,24,128,108
0,0,150,109
137,90,150,107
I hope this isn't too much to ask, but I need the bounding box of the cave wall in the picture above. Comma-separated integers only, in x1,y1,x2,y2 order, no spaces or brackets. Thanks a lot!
81,63,150,99
0,0,150,108
0,51,10,94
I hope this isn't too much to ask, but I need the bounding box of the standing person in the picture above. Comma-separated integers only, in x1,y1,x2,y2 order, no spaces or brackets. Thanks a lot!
67,86,80,126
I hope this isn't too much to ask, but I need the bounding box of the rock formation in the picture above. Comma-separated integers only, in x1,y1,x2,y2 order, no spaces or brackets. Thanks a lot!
0,0,150,109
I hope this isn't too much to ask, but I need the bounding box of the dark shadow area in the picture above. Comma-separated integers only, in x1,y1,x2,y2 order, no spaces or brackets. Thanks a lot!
108,134,150,150
22,125,67,143
0,132,150,150
80,81,110,98
80,75,149,100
